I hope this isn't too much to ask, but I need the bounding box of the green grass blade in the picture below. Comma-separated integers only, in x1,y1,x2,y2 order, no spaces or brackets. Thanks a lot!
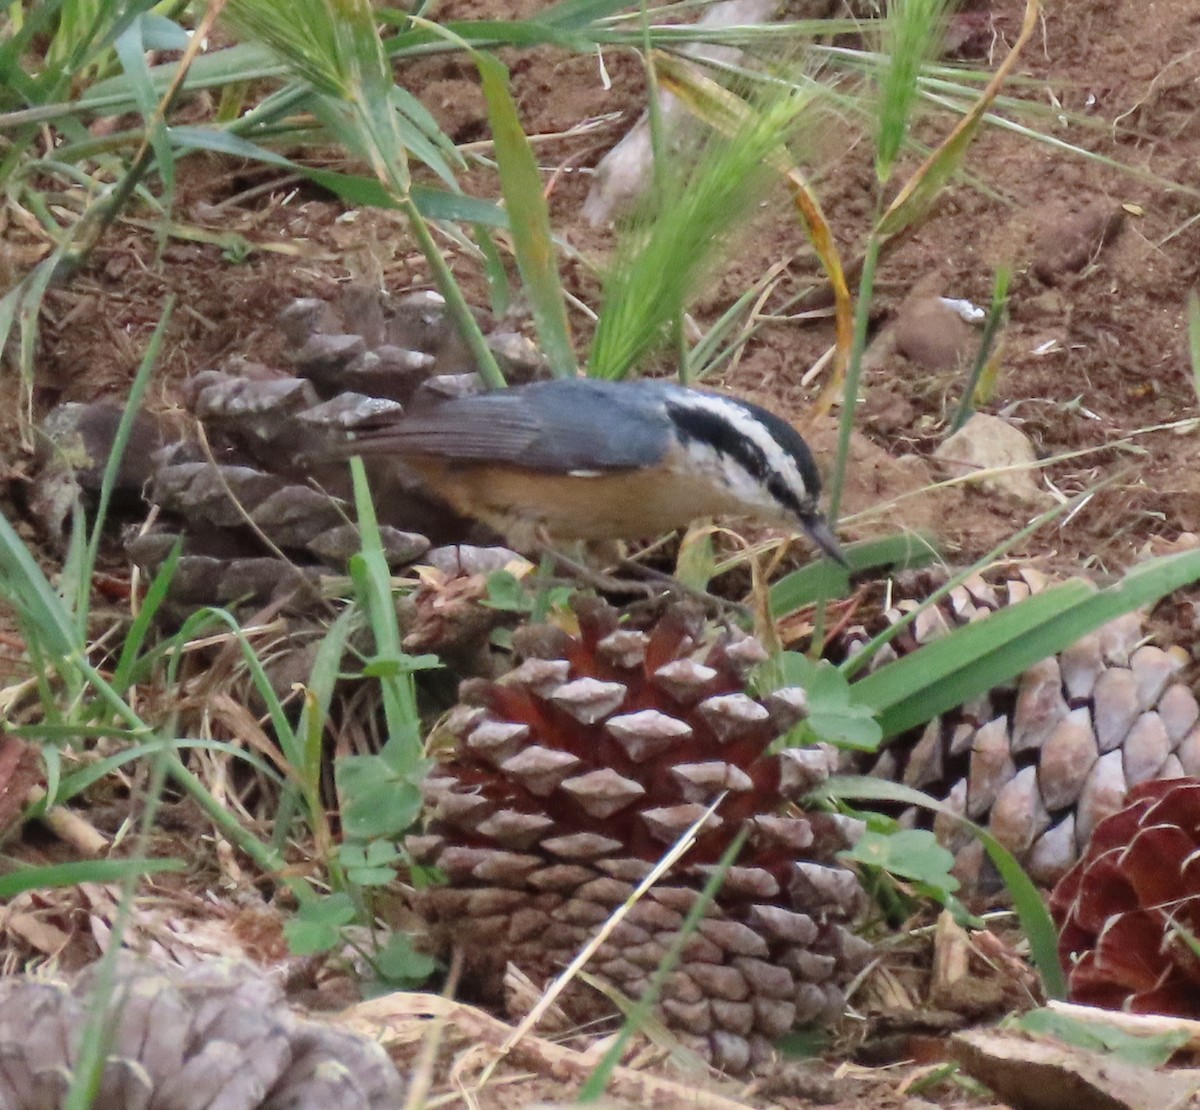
538,0,633,29
0,510,79,657
820,774,1065,998
949,265,1009,433
475,51,576,378
78,297,172,635
30,739,285,807
110,539,182,693
346,457,422,759
113,14,175,207
168,125,507,226
855,548,1200,738
769,532,940,617
0,857,185,901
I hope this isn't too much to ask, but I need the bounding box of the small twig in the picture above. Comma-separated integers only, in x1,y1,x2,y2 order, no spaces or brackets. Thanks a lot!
25,785,108,857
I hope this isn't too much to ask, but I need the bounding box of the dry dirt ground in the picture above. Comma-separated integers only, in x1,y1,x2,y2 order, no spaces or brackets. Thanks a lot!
5,0,1200,1107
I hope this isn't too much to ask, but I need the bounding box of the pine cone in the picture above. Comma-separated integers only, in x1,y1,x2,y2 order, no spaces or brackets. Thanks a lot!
1050,777,1200,1017
106,283,543,618
409,598,871,1074
843,567,1198,888
0,957,404,1109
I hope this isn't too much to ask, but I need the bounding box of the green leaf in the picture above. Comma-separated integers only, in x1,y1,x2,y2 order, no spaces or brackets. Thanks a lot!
336,754,427,840
483,569,530,612
371,930,440,989
841,827,959,894
1018,1008,1190,1069
854,548,1200,738
284,892,357,955
756,652,882,752
340,839,402,885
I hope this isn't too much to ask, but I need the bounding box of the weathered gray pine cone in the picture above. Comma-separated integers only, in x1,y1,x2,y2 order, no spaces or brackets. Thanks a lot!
408,597,871,1074
111,283,541,618
844,566,1198,887
0,957,403,1110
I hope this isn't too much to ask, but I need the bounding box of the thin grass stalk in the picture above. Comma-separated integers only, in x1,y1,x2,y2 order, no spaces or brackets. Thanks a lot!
347,458,423,760
1187,290,1200,404
64,748,171,1110
76,296,173,637
579,825,749,1098
825,233,881,526
949,265,1009,433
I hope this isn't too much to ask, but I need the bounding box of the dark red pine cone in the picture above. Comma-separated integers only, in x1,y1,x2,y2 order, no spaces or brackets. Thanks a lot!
1051,776,1200,1016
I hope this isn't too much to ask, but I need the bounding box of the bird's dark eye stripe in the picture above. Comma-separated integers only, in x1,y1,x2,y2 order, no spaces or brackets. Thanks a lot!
767,471,809,519
666,399,772,481
666,395,820,509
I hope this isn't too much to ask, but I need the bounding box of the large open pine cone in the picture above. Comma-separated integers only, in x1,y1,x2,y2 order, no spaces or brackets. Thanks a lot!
32,284,541,620
844,567,1198,888
408,598,871,1073
0,957,404,1109
1050,777,1200,1017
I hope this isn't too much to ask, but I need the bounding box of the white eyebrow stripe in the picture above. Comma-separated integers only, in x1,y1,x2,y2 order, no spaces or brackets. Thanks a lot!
666,391,814,500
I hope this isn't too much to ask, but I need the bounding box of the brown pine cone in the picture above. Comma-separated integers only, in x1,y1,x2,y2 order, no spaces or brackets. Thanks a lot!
0,956,404,1109
843,567,1198,888
1050,777,1200,1016
409,598,871,1074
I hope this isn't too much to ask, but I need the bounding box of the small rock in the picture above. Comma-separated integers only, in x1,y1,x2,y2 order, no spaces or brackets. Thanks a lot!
893,296,982,371
1032,203,1125,284
423,544,530,576
934,413,1052,506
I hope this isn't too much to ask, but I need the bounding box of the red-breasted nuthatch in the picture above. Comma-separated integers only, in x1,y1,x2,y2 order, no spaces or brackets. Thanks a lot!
344,377,846,564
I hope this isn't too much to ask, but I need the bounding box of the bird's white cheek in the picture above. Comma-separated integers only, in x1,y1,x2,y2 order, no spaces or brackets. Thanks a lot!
689,449,783,519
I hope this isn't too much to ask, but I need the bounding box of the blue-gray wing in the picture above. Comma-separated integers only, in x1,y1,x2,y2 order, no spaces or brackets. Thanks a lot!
347,379,674,471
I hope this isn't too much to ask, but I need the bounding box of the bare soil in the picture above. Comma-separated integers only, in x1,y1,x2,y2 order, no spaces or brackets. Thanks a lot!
5,0,1200,1106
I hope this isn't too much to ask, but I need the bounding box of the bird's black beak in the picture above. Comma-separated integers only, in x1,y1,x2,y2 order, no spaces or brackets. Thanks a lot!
801,514,849,567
